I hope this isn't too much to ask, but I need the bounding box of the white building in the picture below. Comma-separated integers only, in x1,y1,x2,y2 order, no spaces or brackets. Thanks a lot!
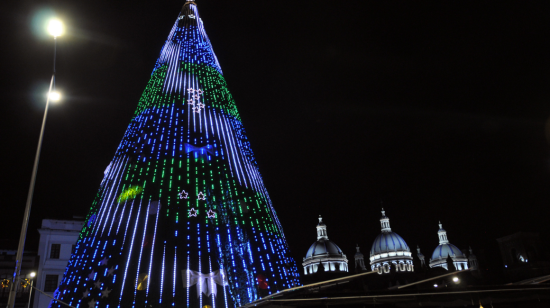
302,216,348,274
34,219,84,308
429,222,469,270
369,209,414,274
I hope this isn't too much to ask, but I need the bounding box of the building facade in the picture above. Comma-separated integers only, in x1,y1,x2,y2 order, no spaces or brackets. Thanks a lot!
34,219,83,308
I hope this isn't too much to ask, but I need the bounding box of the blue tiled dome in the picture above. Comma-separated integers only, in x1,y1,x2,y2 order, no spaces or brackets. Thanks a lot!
306,240,344,258
431,243,465,260
370,232,410,256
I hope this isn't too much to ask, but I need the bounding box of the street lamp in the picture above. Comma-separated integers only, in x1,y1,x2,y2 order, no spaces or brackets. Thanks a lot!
49,91,61,102
6,18,64,308
27,273,36,308
47,19,64,37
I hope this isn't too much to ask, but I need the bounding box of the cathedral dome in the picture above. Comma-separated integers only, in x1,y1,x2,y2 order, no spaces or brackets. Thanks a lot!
370,232,410,256
302,216,348,275
306,240,343,258
431,243,465,260
369,209,413,274
429,222,469,271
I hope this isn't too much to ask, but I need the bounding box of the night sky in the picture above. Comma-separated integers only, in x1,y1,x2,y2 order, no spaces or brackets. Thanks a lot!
1,0,549,273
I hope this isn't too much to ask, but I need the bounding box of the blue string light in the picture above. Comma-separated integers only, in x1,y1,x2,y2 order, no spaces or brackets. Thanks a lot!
52,3,301,308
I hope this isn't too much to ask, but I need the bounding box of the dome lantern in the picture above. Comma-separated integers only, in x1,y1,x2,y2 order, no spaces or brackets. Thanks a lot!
316,215,328,240
438,221,449,244
380,208,392,232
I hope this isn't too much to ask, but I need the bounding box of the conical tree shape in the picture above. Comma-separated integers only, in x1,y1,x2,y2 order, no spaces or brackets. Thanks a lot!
53,3,301,308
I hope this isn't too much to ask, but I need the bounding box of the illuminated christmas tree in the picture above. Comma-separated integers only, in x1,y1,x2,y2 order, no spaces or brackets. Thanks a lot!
52,2,301,308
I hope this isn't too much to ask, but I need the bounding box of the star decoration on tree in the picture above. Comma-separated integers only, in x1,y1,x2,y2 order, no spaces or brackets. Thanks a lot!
207,210,217,219
192,105,204,113
88,300,96,308
187,88,205,113
107,267,115,277
99,257,108,266
101,288,112,298
188,208,198,217
197,192,206,200
178,190,189,200
93,280,102,289
82,290,90,298
187,88,203,95
87,271,96,281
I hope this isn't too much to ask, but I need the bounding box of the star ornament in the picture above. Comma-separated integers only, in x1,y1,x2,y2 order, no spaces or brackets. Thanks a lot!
102,288,112,298
188,208,198,217
197,192,206,201
99,257,108,266
207,210,217,219
187,88,203,95
88,300,96,308
87,271,96,281
82,290,90,298
93,280,102,289
178,190,189,200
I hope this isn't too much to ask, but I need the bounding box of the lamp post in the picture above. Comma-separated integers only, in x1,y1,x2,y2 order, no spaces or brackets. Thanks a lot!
6,18,64,308
27,272,36,308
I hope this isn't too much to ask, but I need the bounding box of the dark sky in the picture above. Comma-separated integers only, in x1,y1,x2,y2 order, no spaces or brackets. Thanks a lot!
1,0,549,272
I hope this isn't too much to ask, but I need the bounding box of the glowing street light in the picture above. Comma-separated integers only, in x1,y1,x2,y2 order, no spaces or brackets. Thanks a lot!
47,19,64,37
49,91,61,102
452,277,459,283
27,272,36,308
6,16,64,308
